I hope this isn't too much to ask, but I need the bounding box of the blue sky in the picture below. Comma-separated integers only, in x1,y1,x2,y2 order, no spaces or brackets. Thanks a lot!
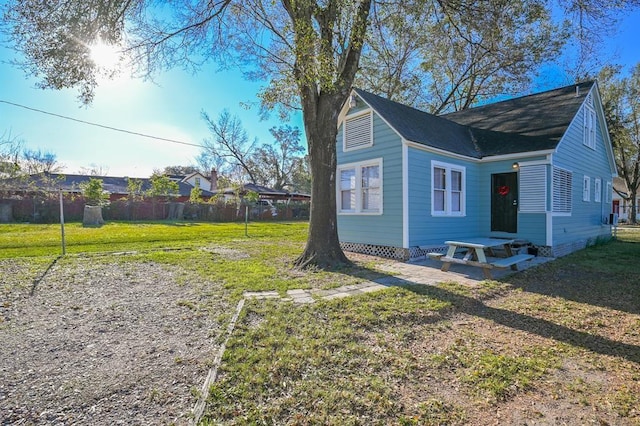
1,8,639,178
0,48,305,178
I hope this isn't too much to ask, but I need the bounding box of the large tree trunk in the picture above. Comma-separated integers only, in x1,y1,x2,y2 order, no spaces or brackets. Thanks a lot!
630,189,638,224
294,94,350,269
83,205,104,227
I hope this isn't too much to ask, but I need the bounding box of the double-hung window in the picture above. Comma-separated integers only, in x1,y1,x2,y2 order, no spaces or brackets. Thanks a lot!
338,159,382,214
431,161,465,216
594,178,602,202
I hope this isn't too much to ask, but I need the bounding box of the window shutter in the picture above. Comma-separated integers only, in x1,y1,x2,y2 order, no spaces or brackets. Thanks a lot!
519,165,546,212
552,167,572,213
344,112,372,150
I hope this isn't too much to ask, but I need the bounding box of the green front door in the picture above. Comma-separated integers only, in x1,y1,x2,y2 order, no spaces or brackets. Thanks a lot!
491,172,518,233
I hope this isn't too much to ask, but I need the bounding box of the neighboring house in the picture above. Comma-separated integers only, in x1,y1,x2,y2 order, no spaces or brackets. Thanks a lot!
336,81,617,260
612,176,639,222
169,171,214,192
207,170,311,203
6,169,309,204
14,173,214,201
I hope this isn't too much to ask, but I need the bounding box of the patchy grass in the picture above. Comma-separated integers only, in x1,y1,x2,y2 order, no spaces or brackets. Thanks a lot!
2,223,639,424
203,288,453,425
201,228,640,424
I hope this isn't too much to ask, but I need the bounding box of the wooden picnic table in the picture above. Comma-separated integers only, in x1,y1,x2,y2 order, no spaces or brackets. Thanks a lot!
429,237,534,279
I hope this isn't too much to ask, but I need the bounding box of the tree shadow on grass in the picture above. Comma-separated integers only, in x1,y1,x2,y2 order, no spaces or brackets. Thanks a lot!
336,255,640,365
502,240,640,316
384,275,640,364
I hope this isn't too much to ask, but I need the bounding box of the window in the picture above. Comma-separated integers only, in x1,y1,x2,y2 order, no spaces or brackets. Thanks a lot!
431,161,465,216
552,167,572,213
338,159,382,214
361,165,381,211
343,111,373,151
195,177,201,187
594,178,601,202
583,176,591,201
584,103,596,149
605,181,612,203
340,169,356,211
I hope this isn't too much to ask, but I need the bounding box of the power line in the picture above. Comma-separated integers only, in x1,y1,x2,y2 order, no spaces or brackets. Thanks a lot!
0,99,204,148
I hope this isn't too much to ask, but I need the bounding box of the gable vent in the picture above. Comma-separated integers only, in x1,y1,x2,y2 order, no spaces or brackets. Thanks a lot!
344,112,373,151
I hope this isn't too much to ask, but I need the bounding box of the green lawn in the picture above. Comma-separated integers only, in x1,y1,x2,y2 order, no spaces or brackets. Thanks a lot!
1,222,639,424
0,221,308,258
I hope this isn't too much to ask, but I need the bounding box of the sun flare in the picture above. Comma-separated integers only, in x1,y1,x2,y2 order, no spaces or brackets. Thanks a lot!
89,40,121,70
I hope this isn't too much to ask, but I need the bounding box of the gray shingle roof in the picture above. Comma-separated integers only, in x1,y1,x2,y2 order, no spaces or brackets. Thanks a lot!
353,81,594,158
443,81,593,142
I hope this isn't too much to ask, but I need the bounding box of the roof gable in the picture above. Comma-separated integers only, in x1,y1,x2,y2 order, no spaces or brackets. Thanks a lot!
352,88,482,158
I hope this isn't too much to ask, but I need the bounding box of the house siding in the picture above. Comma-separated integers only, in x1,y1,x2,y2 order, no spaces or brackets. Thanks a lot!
407,148,481,247
551,93,613,254
336,111,404,248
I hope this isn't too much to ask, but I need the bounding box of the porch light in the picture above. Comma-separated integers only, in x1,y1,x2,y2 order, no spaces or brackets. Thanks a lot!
512,162,519,169
349,95,357,108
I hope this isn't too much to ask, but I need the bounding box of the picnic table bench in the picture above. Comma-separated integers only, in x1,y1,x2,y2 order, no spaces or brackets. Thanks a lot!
427,237,534,279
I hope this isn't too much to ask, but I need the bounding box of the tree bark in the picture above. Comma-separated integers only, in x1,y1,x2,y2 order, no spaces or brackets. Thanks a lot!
294,94,350,269
630,189,638,224
83,205,104,227
288,0,371,269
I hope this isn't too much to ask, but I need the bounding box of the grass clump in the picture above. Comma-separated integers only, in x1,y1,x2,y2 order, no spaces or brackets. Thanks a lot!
431,341,558,403
399,399,467,426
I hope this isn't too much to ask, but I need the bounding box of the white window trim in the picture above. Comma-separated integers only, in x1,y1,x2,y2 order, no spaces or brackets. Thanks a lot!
337,158,383,215
342,109,373,152
594,178,601,203
583,175,591,202
605,181,612,203
431,160,466,217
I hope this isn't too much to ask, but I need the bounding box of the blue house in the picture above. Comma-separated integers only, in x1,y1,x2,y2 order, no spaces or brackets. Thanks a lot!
336,81,617,260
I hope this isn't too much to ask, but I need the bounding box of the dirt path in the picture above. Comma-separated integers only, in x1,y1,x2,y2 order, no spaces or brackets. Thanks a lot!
0,257,230,425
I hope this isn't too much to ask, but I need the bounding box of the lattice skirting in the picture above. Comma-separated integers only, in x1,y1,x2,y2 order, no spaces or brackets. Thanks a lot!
536,245,553,257
340,242,410,261
340,242,449,261
342,236,610,262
